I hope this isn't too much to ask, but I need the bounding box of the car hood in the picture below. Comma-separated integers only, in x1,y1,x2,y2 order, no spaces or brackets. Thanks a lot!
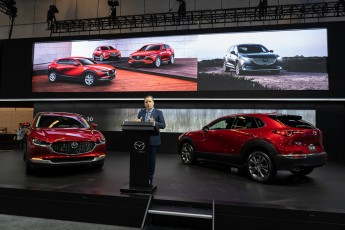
130,50,159,56
88,64,115,70
240,53,278,58
32,128,103,143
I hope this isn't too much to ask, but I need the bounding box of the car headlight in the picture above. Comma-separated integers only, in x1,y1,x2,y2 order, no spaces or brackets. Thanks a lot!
240,57,250,65
96,69,107,73
32,138,51,146
95,138,106,145
276,56,283,61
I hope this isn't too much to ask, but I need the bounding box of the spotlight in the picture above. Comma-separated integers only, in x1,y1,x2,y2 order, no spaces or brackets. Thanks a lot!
108,0,119,7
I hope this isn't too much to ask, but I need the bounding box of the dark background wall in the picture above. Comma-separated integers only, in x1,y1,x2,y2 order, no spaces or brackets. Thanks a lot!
0,21,345,164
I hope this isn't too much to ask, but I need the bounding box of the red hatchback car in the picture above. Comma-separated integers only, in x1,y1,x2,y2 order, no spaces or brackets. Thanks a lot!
178,113,327,183
92,45,121,61
48,57,116,86
22,112,106,174
128,43,174,67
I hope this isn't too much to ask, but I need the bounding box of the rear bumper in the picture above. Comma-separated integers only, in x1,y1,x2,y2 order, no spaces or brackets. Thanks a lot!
274,152,327,170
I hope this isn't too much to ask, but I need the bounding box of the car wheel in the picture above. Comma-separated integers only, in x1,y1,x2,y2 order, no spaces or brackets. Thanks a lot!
154,56,161,68
84,73,96,86
246,151,276,183
169,55,174,64
100,54,104,61
48,71,58,82
235,62,243,75
290,167,314,176
223,60,230,72
24,144,34,175
179,142,196,164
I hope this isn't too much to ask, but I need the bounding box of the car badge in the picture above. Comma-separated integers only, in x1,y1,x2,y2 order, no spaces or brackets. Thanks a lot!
134,141,145,150
71,142,79,149
262,58,268,62
136,56,140,59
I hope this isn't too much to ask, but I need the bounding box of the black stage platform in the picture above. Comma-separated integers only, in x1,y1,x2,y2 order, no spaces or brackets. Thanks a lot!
0,149,345,229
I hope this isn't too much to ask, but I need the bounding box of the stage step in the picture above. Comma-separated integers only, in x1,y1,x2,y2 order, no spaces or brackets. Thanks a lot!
143,198,214,230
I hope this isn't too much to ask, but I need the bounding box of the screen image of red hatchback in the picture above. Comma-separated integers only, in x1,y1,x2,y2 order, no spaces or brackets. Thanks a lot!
128,43,174,67
22,112,106,175
48,57,116,86
92,45,121,61
178,113,327,183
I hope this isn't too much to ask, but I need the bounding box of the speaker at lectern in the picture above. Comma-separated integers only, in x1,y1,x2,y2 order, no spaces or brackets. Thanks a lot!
120,121,158,194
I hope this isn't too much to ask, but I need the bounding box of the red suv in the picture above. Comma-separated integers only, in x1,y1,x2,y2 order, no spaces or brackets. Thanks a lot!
128,43,174,67
92,46,121,61
178,113,327,183
48,57,116,86
22,112,106,174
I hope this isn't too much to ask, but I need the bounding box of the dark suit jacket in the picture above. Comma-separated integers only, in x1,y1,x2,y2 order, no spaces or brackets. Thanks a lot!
137,108,166,146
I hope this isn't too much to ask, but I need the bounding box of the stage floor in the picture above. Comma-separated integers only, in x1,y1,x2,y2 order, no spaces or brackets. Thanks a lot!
1,148,345,216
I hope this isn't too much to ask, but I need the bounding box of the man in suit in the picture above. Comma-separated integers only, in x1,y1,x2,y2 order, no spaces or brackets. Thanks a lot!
135,95,166,185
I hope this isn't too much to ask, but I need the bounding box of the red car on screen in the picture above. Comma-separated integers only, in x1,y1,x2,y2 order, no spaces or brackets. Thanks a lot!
22,112,106,174
178,113,327,183
92,45,121,61
128,43,174,67
48,57,116,86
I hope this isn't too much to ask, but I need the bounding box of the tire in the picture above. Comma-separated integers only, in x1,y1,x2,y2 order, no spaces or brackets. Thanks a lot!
223,60,230,72
48,71,58,82
168,55,174,64
290,167,314,176
84,72,96,86
24,143,34,175
235,62,243,75
246,151,276,183
179,142,197,164
154,56,161,68
99,54,104,61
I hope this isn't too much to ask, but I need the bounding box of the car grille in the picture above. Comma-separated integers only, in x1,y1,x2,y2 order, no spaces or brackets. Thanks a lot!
132,56,145,60
110,52,118,56
253,58,276,65
108,70,115,75
51,141,95,154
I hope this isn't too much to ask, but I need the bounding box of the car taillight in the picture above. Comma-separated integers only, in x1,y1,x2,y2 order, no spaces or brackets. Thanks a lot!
272,130,303,137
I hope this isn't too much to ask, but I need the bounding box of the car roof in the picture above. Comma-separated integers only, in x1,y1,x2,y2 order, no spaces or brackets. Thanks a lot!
37,112,82,117
218,113,301,119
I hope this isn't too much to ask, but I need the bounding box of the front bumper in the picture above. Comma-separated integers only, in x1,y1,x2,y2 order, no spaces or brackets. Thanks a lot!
29,154,105,166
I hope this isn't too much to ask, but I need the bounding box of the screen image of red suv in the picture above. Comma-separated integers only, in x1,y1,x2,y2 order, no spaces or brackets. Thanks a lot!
178,113,327,183
22,112,106,174
92,45,121,61
128,43,174,67
48,57,116,86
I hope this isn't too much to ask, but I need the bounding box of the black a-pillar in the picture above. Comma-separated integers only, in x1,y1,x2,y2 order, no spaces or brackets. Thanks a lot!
120,121,158,194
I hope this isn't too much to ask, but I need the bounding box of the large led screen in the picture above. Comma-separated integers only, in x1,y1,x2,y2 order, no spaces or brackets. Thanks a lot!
32,28,328,93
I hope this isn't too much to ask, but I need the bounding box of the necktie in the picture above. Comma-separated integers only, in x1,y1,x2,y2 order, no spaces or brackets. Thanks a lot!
145,111,151,122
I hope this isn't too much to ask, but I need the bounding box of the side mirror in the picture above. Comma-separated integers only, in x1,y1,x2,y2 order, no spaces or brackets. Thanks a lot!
202,126,209,132
21,122,30,128
91,123,98,129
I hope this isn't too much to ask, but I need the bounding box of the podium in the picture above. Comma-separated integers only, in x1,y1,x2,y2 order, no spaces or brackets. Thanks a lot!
120,121,158,194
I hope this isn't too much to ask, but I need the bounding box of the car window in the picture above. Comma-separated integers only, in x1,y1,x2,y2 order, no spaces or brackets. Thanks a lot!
77,58,95,66
232,116,260,129
208,117,235,130
56,59,69,65
35,115,89,128
69,60,79,66
269,115,315,129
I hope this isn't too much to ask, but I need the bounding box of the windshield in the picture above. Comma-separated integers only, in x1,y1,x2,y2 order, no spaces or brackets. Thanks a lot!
35,115,90,128
238,45,269,54
139,45,161,51
269,115,315,129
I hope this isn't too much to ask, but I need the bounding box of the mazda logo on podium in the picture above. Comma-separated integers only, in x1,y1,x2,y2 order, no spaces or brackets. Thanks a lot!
134,141,145,150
